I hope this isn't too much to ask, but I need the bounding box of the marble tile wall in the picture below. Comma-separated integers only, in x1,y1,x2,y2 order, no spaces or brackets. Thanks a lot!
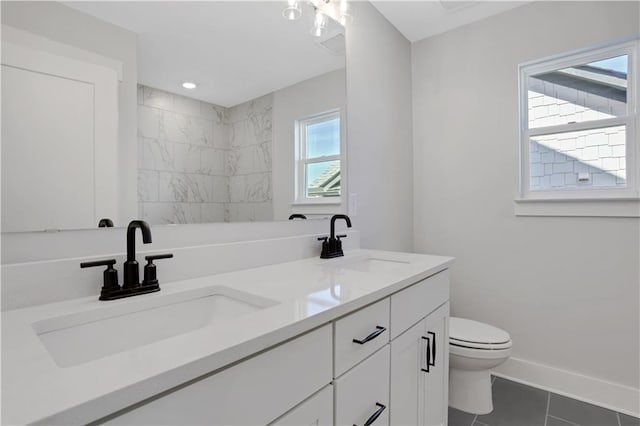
137,85,273,223
226,94,273,222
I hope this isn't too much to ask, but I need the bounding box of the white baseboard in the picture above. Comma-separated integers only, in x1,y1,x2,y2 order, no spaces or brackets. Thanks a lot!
493,357,640,418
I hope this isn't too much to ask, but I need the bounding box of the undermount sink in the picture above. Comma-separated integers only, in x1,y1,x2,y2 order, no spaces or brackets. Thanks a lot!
328,256,411,273
32,286,278,368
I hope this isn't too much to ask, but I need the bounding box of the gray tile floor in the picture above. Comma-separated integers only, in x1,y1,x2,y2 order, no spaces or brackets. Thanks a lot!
449,377,640,426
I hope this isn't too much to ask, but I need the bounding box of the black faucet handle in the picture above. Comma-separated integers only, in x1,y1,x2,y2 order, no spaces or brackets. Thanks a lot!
336,234,347,239
80,259,116,268
143,253,173,287
80,259,120,299
145,253,174,261
317,236,328,242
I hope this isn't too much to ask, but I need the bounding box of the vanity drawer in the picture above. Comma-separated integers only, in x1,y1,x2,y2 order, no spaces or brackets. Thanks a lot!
390,269,449,339
104,325,332,425
334,298,390,377
334,345,390,426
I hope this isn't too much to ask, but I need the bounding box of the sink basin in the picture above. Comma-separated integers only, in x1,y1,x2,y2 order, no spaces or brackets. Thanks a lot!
334,257,410,273
32,286,278,367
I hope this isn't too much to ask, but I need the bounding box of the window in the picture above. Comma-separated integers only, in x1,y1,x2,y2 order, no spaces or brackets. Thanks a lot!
518,39,639,212
295,110,342,203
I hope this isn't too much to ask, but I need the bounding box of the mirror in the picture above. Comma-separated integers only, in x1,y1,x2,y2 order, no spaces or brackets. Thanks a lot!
1,1,346,232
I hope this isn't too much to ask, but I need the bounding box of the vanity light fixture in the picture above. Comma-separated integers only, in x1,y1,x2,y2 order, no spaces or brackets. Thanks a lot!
182,81,197,89
283,0,352,32
282,0,302,20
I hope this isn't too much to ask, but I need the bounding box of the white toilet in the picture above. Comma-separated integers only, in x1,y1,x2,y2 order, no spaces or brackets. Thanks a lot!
448,317,512,415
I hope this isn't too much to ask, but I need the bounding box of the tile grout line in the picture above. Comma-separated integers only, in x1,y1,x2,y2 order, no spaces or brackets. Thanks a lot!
544,391,551,426
547,415,581,426
616,412,621,426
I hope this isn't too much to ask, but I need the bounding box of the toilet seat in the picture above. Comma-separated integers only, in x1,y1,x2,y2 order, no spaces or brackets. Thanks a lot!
449,317,512,351
449,343,512,360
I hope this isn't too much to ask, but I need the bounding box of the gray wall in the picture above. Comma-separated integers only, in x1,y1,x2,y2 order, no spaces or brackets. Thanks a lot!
2,1,138,223
346,2,414,251
412,0,639,392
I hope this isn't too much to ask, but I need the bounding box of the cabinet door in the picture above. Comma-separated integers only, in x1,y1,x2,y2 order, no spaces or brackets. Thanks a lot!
422,303,449,426
390,302,449,426
390,318,427,426
335,346,390,426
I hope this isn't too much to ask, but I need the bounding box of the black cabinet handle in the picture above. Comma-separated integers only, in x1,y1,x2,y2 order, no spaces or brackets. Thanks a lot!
353,326,386,345
354,402,386,426
428,331,436,367
421,335,431,373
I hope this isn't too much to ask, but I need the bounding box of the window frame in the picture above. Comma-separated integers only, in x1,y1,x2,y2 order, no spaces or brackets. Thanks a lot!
294,109,343,205
517,38,639,204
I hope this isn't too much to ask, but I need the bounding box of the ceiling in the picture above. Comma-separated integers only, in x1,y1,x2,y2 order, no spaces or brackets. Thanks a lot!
65,2,345,107
63,1,530,106
371,1,530,43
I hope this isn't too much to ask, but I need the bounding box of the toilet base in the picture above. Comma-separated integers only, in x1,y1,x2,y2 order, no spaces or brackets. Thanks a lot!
448,368,494,415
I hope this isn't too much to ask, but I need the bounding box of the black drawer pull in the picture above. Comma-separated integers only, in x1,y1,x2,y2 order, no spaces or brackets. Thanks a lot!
353,326,386,345
421,335,431,373
428,331,436,367
354,402,386,426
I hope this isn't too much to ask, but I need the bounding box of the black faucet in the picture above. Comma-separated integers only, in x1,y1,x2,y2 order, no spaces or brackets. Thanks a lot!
123,220,153,289
80,220,173,300
318,214,352,258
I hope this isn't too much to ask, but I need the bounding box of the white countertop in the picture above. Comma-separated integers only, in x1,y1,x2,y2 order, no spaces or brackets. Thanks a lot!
2,249,453,425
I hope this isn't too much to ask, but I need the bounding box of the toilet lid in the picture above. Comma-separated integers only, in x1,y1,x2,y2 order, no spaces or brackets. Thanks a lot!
449,317,511,345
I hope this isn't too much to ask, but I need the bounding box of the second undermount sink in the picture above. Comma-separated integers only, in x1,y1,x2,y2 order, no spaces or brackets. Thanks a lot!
33,286,278,368
326,255,411,274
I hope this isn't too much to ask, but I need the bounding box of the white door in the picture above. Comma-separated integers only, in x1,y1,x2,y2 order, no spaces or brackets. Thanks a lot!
1,38,119,232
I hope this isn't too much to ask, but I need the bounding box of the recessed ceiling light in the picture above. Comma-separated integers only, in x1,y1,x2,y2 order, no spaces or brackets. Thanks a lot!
182,82,197,89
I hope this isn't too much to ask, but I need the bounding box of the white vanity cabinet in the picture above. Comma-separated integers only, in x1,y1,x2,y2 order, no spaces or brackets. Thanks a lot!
332,269,450,426
101,269,450,426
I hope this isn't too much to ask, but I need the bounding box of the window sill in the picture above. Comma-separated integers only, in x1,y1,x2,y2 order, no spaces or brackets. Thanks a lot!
290,200,343,216
514,197,640,217
291,201,341,206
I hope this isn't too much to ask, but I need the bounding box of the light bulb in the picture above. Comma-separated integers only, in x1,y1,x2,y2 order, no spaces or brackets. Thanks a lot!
311,10,326,37
282,0,301,20
182,82,197,89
